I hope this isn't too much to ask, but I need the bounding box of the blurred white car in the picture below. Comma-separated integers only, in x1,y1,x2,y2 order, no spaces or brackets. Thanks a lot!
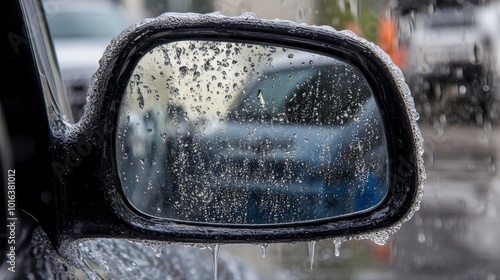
44,0,131,120
404,4,499,123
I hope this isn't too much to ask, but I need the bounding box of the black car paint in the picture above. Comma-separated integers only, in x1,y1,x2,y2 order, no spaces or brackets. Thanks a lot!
2,0,58,242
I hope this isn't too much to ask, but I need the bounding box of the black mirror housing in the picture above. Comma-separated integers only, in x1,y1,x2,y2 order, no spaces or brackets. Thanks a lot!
51,13,424,246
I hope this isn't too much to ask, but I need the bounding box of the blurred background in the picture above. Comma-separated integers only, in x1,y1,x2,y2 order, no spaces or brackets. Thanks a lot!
43,0,499,279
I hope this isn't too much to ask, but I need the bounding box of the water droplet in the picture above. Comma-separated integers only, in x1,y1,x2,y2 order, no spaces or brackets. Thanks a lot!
288,53,294,58
257,90,266,108
179,66,189,77
308,241,316,269
418,232,426,243
459,85,467,95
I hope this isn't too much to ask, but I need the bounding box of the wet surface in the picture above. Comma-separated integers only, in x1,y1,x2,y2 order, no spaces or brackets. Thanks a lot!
219,123,500,280
391,123,500,280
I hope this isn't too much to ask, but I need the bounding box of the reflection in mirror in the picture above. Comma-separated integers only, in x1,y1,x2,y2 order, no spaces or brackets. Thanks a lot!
116,40,389,224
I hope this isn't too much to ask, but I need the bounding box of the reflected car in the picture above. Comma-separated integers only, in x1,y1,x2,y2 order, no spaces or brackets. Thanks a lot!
193,57,388,224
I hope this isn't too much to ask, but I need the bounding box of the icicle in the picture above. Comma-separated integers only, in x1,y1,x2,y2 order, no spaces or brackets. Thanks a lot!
258,244,268,258
308,241,316,269
332,237,347,257
210,244,220,280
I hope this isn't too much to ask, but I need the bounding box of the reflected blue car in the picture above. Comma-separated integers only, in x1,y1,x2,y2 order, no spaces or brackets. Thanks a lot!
187,59,389,224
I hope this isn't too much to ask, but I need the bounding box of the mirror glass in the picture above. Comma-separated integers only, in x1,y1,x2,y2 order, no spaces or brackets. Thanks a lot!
116,40,389,225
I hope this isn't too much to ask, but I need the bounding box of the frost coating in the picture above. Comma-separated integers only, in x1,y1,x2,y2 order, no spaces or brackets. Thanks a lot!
77,12,424,246
337,29,426,246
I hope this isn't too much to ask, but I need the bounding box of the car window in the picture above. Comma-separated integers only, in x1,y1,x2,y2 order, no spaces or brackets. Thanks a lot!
44,0,500,279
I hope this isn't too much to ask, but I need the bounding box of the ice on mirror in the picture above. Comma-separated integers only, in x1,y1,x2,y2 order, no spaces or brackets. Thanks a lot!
115,39,390,225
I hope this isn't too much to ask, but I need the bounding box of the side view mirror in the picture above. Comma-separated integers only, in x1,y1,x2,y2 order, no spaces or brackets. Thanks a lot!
51,13,424,247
